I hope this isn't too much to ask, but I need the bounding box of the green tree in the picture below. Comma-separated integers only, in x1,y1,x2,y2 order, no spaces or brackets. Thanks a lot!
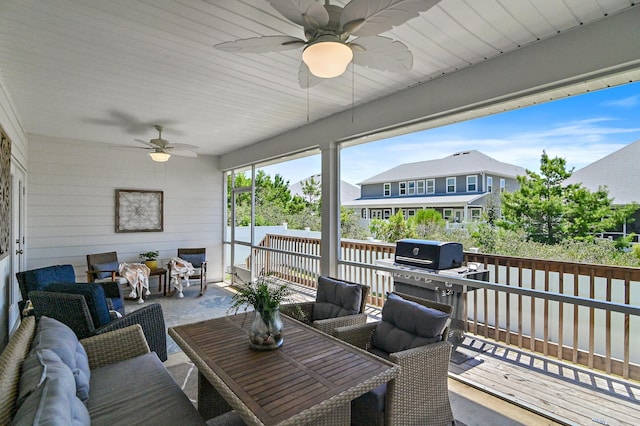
369,210,416,242
500,151,635,244
341,207,369,240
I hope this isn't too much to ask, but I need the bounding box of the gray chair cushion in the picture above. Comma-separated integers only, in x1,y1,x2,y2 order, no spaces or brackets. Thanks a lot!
180,253,205,268
372,293,449,354
312,276,363,321
88,352,206,425
13,349,90,426
29,316,91,404
92,261,119,280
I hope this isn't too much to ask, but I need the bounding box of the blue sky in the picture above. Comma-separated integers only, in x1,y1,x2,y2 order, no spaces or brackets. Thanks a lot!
261,81,640,186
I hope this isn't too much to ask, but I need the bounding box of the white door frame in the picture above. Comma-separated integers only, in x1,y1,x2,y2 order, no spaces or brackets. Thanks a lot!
9,162,26,331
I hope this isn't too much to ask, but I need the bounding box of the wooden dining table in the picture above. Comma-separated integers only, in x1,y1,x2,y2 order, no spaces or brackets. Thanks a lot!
168,313,399,426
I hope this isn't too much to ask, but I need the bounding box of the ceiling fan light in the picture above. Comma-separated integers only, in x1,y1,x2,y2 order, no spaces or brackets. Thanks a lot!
302,41,353,78
149,151,171,162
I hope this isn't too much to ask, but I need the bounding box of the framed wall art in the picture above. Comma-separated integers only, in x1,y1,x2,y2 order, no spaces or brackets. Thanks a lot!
115,189,164,233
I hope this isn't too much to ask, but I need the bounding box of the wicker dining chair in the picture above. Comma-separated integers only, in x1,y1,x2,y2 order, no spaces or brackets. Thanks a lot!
280,276,370,336
334,292,455,426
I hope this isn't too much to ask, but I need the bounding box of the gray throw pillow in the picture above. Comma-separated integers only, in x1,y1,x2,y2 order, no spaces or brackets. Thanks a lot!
372,293,450,354
30,316,91,404
92,261,119,280
13,349,90,426
312,277,363,321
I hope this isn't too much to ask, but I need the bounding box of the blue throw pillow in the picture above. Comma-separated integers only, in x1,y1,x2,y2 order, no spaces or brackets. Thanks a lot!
92,261,119,280
180,253,205,268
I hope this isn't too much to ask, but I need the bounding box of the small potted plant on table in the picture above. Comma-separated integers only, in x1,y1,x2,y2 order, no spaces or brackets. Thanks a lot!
139,250,160,270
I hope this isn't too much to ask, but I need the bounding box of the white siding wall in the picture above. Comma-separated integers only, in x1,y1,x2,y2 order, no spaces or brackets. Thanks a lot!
26,135,224,282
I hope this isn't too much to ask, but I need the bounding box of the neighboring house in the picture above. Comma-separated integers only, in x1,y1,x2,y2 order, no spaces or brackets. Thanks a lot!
289,174,361,204
565,139,640,236
343,150,525,224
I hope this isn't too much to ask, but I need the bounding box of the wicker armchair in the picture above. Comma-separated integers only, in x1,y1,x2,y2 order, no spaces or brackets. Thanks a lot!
334,292,454,426
280,276,370,336
29,290,168,361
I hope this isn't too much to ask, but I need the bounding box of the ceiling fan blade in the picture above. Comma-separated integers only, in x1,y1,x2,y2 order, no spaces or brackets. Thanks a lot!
267,0,329,30
341,0,440,37
134,139,154,148
113,144,149,150
167,143,198,150
350,36,413,72
215,36,305,53
169,150,198,158
298,62,324,89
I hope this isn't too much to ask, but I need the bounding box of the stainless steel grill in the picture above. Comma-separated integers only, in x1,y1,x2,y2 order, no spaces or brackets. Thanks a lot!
379,239,489,364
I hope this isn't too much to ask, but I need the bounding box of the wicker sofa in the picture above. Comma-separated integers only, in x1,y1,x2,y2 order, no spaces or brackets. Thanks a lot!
0,316,206,425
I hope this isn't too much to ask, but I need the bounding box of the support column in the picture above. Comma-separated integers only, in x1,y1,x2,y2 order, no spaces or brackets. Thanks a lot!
320,142,340,277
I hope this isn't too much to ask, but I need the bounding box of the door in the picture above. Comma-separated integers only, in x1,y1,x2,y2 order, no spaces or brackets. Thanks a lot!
10,163,25,329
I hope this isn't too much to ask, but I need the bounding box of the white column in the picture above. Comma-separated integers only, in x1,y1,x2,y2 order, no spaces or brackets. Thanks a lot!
320,142,340,277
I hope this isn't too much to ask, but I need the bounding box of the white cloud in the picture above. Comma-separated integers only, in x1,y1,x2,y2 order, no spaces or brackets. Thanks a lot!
604,95,640,108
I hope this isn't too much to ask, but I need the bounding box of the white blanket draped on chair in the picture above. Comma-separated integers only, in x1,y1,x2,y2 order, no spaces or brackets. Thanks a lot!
168,257,195,298
118,262,150,303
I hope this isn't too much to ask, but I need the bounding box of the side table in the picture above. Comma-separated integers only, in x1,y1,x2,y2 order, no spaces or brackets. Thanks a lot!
148,268,167,295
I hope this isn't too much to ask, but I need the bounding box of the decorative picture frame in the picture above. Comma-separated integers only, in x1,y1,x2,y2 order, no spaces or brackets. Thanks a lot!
115,189,164,233
0,133,11,259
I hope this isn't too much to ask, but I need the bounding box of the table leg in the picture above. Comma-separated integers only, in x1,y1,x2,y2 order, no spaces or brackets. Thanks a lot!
198,372,232,420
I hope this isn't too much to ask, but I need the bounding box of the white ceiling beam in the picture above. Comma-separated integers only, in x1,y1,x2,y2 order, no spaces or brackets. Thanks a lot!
220,6,640,170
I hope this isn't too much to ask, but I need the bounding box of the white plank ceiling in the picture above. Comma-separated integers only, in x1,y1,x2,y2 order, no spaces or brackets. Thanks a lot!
0,0,638,162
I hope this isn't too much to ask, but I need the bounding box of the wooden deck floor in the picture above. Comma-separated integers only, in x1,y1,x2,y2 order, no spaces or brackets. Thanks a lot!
448,336,640,426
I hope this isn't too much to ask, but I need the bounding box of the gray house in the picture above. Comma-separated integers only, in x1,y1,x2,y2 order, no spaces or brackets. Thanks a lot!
344,150,525,224
566,139,640,236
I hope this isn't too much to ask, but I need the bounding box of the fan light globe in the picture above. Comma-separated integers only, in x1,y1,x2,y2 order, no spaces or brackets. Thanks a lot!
302,41,353,78
149,151,171,162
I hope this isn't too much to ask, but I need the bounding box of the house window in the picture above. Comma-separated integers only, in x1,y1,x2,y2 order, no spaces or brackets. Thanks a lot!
467,175,477,192
361,209,368,219
416,180,425,194
407,209,416,217
443,209,453,220
470,208,481,221
383,183,391,197
487,176,493,193
426,179,435,194
407,181,415,195
371,209,382,219
383,209,391,219
500,178,506,193
399,182,407,196
446,177,456,193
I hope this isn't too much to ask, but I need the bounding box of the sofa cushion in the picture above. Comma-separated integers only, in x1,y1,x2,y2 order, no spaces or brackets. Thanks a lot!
88,352,206,425
13,349,90,426
179,253,205,268
372,293,449,354
92,261,119,280
312,277,363,321
40,283,112,328
29,316,91,404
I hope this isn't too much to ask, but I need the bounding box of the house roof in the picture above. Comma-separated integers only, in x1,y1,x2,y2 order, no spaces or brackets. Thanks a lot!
565,139,640,205
343,193,485,209
289,174,361,204
358,150,526,185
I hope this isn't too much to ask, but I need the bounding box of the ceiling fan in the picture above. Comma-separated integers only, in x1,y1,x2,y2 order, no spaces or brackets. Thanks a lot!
133,125,198,162
214,0,440,88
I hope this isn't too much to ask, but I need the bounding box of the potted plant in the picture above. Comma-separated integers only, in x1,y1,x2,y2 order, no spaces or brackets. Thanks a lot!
139,250,160,270
228,275,293,350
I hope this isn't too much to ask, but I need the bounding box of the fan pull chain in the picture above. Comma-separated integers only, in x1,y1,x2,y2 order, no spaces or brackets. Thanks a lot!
306,66,310,123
